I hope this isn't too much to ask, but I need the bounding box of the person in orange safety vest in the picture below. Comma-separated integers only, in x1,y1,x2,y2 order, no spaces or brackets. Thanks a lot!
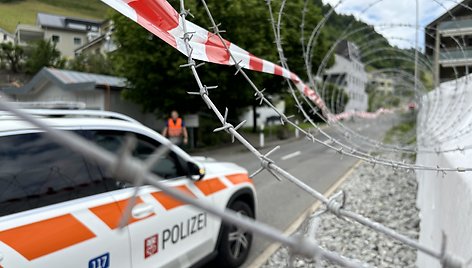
162,110,188,146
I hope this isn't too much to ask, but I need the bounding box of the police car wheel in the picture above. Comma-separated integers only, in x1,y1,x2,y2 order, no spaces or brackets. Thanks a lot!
216,201,253,267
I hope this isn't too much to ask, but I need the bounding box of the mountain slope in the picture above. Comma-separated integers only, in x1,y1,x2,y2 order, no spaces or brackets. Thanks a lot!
0,0,109,33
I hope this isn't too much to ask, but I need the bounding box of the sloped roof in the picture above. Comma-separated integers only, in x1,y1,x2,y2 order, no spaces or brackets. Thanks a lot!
74,34,105,53
2,67,127,95
426,0,472,28
335,40,361,61
36,13,103,31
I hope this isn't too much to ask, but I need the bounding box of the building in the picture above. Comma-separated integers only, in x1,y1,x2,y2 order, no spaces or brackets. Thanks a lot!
425,0,472,85
240,99,286,128
1,67,159,129
74,20,117,56
0,28,14,44
15,13,104,58
368,72,395,94
324,40,368,112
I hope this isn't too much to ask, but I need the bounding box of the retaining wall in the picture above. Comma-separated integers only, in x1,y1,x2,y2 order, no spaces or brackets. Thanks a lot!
416,77,472,267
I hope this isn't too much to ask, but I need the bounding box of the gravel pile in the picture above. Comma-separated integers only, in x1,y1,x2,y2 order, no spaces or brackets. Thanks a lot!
262,153,419,268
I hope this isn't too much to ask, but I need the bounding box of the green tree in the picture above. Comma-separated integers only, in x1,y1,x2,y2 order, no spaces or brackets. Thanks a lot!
312,0,415,73
25,40,65,74
272,0,334,78
110,0,336,132
0,43,25,73
68,53,114,75
110,0,286,121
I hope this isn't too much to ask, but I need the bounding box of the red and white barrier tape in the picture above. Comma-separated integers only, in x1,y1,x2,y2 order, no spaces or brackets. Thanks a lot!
102,0,392,120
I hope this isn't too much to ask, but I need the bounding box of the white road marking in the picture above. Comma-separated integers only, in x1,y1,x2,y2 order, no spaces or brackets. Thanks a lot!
281,151,301,160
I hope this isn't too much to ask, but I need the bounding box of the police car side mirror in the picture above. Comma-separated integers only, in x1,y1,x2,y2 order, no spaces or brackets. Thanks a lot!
187,161,205,180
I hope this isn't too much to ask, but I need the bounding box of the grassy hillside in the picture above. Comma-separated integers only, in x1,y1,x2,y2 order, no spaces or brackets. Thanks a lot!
0,0,109,33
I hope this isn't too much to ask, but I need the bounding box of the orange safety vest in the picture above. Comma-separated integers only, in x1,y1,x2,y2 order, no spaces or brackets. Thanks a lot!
167,118,183,137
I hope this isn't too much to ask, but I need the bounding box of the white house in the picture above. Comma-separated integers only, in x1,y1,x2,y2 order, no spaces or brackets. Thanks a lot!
368,72,395,94
324,40,368,112
239,100,286,128
15,13,104,58
1,67,160,129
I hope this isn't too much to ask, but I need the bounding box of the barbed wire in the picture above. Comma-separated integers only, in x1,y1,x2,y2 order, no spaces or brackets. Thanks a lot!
296,0,472,157
298,0,472,151
2,0,471,267
181,0,465,265
261,2,472,173
0,99,365,268
196,0,472,265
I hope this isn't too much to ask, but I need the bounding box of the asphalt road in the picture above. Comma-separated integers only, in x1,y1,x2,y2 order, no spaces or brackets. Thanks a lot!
201,115,398,267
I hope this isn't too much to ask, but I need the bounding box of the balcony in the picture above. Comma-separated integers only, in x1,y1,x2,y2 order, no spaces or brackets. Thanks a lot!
438,18,472,36
15,24,44,45
439,47,472,67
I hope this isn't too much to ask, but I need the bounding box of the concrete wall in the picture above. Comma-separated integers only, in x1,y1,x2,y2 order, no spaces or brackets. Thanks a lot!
416,76,472,267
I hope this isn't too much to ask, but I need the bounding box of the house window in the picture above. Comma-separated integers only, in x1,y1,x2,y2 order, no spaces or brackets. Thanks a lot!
52,35,60,43
74,37,82,45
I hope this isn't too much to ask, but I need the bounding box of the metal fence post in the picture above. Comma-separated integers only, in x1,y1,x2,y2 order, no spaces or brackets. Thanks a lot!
260,123,265,148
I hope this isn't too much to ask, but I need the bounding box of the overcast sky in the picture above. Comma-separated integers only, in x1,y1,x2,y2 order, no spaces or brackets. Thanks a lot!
321,0,460,49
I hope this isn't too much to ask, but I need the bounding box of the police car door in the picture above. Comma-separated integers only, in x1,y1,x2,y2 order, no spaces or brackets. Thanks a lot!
0,131,131,268
89,130,214,268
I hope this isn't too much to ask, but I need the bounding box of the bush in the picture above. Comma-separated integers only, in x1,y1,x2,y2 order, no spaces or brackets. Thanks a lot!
24,40,65,74
0,43,25,73
196,114,231,147
276,127,289,140
68,53,114,75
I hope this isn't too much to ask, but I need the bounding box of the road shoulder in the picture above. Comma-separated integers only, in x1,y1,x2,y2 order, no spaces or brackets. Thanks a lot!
246,159,363,268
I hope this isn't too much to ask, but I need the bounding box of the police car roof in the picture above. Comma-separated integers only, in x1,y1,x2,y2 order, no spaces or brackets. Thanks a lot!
0,109,148,134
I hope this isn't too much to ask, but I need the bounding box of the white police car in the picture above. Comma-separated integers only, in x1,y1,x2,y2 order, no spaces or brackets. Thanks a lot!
0,109,256,268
